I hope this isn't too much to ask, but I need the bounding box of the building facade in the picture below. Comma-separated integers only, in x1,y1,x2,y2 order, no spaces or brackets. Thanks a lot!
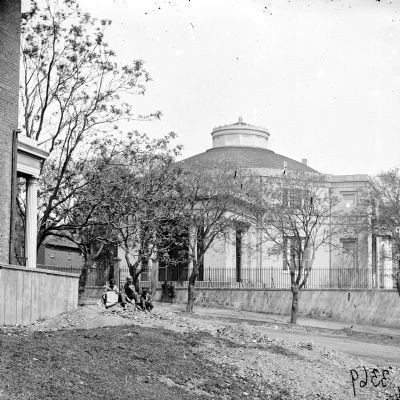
154,119,395,290
0,0,21,264
0,0,81,326
36,236,82,270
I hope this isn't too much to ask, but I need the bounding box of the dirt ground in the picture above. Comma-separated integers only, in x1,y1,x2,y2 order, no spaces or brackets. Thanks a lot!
1,302,400,400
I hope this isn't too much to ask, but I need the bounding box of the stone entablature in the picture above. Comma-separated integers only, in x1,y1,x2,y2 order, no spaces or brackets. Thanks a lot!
211,117,270,149
17,135,48,178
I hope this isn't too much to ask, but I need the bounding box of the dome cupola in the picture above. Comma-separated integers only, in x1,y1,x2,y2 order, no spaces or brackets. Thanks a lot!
211,117,270,149
182,118,316,174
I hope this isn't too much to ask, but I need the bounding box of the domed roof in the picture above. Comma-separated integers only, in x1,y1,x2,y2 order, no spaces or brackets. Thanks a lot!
182,118,317,174
182,146,317,174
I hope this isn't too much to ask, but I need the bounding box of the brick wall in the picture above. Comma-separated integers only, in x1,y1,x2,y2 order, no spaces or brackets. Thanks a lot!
39,245,83,270
0,0,21,263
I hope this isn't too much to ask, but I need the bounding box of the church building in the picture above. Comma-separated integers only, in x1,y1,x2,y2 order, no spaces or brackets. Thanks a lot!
154,118,393,290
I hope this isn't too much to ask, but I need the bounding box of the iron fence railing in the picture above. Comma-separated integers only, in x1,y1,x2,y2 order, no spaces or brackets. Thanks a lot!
154,266,398,290
38,263,398,291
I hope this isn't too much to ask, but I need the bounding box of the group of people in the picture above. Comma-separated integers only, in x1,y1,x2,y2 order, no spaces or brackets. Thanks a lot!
161,281,176,302
102,276,154,313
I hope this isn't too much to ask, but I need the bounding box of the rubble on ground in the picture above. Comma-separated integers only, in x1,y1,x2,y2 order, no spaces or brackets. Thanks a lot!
2,302,400,400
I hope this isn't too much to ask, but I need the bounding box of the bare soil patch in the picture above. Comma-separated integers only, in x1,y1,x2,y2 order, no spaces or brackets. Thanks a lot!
0,303,399,400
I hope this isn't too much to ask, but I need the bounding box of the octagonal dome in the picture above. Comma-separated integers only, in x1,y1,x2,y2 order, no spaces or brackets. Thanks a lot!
183,118,317,175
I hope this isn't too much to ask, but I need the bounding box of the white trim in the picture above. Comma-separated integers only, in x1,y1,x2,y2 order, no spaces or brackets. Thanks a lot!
16,161,40,178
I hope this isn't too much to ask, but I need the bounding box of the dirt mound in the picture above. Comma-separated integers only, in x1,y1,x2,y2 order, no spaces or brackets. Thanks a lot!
2,303,400,399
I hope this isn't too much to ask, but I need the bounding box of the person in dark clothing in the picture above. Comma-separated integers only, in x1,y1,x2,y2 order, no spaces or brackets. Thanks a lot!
140,287,154,313
167,282,175,301
123,276,140,306
161,281,170,302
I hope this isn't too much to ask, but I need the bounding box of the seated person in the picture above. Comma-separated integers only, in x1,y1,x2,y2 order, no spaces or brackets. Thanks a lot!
102,279,126,309
140,287,154,313
123,276,140,306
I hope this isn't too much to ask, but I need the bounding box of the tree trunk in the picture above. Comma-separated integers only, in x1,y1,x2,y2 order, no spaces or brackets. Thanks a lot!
396,270,400,297
186,265,199,312
129,256,148,291
186,278,196,313
78,257,90,299
133,266,146,291
290,285,300,324
128,260,138,289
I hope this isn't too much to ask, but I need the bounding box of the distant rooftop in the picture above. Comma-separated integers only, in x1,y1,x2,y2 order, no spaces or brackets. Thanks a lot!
42,236,79,249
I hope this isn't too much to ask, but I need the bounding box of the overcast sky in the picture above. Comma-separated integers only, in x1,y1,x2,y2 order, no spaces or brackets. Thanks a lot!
23,0,400,176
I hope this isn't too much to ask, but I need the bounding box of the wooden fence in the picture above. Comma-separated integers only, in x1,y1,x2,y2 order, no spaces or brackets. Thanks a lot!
0,264,79,325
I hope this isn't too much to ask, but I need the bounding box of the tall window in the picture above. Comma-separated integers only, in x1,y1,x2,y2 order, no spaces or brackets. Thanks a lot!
235,229,242,282
341,238,358,269
158,223,189,282
341,192,356,208
197,225,205,282
283,188,311,209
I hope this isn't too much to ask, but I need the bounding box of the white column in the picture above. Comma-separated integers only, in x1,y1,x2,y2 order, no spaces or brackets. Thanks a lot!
367,233,373,289
187,225,196,280
376,236,382,288
257,227,263,285
382,238,393,289
25,176,38,268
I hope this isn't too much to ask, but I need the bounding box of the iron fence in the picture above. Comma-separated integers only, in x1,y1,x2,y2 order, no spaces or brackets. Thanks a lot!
38,263,397,291
155,266,397,290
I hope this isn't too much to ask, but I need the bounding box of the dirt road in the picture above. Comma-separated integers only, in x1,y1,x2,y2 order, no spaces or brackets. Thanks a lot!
162,304,400,367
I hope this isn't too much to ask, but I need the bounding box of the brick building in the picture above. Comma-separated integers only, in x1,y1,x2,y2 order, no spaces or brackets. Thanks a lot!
0,0,21,264
37,237,82,270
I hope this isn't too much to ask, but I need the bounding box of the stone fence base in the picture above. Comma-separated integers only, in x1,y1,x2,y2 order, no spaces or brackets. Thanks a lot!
153,287,400,328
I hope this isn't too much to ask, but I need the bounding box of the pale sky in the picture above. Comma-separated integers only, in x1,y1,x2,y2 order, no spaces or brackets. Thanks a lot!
23,0,400,176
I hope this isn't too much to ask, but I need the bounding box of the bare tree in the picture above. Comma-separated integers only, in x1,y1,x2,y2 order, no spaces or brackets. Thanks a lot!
58,131,182,294
19,0,160,248
48,150,119,297
106,133,183,289
173,164,246,312
248,171,346,324
366,168,400,295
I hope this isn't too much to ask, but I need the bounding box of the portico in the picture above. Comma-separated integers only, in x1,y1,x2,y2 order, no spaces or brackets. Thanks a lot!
16,134,48,268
